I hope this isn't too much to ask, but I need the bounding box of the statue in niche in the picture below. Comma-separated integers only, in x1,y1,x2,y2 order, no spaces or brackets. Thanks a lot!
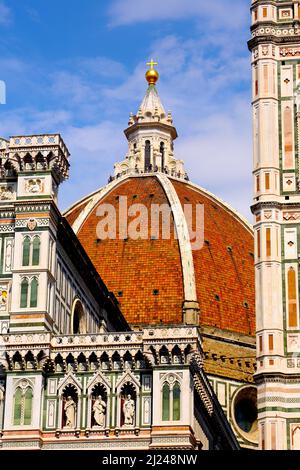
123,394,135,426
26,178,43,194
36,160,46,170
64,395,76,428
93,395,106,427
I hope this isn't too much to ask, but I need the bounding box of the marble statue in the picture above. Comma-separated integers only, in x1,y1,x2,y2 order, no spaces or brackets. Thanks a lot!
64,396,76,428
123,394,135,426
93,395,106,427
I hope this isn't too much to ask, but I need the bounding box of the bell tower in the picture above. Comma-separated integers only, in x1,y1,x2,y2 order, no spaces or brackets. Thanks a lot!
249,0,300,450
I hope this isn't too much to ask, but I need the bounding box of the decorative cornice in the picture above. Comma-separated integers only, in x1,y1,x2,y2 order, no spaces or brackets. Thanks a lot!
0,225,14,233
15,218,49,228
251,200,300,213
255,372,300,384
15,204,51,212
124,121,178,140
248,31,300,51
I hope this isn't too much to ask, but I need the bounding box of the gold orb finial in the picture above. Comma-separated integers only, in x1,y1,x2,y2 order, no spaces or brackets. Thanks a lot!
146,59,159,85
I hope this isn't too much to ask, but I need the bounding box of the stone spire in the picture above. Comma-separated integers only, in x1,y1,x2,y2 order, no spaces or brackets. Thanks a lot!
113,60,187,180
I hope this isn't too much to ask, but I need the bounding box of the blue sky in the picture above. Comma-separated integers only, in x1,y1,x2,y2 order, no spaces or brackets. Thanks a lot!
0,0,252,219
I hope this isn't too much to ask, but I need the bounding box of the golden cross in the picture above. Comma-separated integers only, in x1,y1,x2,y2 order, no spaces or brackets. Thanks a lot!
147,59,158,70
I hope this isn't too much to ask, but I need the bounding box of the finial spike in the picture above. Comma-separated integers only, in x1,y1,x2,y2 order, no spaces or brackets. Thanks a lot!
146,59,158,70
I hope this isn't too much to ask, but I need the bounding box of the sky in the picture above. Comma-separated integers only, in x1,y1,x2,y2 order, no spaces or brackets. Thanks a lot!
0,0,253,219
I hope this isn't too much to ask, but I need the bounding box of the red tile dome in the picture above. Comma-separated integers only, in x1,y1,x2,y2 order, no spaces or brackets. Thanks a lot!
65,174,255,336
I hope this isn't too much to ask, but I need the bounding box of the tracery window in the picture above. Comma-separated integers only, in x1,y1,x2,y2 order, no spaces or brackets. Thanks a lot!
32,236,40,266
162,383,170,421
288,267,297,328
160,142,165,169
13,386,33,426
22,236,30,266
30,277,38,308
72,299,86,334
161,379,181,422
22,235,41,267
20,276,39,308
20,277,29,308
173,382,181,421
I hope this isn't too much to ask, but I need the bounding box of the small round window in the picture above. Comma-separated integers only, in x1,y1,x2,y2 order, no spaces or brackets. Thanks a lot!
233,386,258,443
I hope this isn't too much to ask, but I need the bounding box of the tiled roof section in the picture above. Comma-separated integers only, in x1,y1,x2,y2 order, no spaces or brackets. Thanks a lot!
172,180,255,336
66,199,89,226
66,175,255,336
74,177,184,325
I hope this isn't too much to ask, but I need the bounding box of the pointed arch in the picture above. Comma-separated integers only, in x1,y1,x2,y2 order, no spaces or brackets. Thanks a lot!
71,298,86,334
24,387,33,425
160,372,182,422
116,370,140,428
13,379,34,426
87,371,111,395
57,372,82,430
13,387,22,425
22,236,31,266
86,371,111,429
144,140,151,171
57,371,82,394
162,383,170,421
160,141,165,170
4,159,17,177
32,236,40,266
30,277,38,308
283,105,294,169
173,382,181,421
288,267,298,327
35,152,47,170
115,370,140,392
20,277,29,308
24,153,34,170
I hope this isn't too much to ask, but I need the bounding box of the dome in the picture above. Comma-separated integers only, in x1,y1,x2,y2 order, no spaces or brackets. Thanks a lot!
65,173,255,336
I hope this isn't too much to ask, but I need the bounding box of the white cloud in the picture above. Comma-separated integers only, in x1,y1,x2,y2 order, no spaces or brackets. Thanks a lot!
0,24,253,220
51,71,96,105
0,2,11,25
74,57,126,78
0,108,72,136
100,32,252,219
177,102,252,219
108,0,248,29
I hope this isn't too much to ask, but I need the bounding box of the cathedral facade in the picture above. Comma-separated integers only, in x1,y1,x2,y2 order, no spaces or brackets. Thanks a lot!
1,0,300,452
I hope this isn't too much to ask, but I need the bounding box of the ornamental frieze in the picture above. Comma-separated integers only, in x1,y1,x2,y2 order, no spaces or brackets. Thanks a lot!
283,212,300,221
